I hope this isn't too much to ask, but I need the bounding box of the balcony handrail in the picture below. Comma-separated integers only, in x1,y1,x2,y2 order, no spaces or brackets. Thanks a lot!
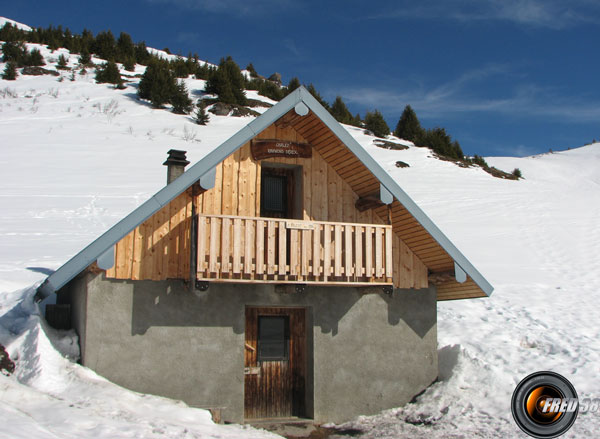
197,214,393,285
197,213,393,229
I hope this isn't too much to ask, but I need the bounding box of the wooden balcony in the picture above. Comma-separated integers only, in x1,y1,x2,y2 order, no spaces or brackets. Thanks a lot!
197,214,393,286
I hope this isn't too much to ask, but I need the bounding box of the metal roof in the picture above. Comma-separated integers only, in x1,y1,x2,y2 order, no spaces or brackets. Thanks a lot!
36,86,493,299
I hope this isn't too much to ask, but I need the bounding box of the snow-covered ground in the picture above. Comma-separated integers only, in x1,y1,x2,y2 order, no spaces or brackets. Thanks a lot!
2,22,600,438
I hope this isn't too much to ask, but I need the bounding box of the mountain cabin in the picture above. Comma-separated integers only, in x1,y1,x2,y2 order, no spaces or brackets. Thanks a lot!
37,86,493,424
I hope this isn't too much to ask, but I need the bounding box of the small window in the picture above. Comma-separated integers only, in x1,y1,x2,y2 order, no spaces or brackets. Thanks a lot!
258,316,289,361
262,174,287,216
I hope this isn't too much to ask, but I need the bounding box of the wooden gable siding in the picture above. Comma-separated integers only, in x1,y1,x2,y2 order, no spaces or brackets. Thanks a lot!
105,114,482,297
106,191,193,281
196,125,374,223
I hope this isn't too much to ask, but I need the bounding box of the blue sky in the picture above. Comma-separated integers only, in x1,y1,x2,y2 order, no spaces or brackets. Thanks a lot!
2,0,599,157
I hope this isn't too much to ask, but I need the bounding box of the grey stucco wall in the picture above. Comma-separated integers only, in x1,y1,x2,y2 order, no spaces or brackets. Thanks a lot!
78,273,437,424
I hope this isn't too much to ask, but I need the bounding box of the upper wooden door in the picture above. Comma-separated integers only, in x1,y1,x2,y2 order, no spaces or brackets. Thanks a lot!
244,307,306,419
260,167,295,219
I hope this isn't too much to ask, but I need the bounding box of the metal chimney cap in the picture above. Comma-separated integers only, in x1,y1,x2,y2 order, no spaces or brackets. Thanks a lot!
163,149,190,166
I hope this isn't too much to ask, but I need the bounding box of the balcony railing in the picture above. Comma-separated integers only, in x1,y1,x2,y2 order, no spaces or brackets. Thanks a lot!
197,214,393,285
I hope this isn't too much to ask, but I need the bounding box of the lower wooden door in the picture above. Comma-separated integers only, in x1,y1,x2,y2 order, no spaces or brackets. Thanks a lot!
244,307,306,419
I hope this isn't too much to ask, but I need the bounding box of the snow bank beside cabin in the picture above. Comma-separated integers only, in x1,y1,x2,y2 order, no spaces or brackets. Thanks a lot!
0,286,281,439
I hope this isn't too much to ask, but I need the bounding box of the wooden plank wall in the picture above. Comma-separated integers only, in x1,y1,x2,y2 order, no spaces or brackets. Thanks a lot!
195,125,374,224
106,122,431,289
106,191,193,280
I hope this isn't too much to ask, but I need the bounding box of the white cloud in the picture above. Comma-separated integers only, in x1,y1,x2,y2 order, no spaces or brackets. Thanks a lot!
337,65,600,123
368,0,600,29
145,0,299,16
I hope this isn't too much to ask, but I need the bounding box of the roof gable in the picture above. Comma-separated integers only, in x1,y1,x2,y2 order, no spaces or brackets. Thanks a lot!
36,86,493,299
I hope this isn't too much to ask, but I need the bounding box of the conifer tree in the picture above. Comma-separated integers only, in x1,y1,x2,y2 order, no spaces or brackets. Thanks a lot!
138,60,177,108
306,84,329,110
93,30,117,60
394,105,423,142
123,56,135,72
221,56,246,105
134,41,151,65
205,57,246,105
1,41,27,65
419,127,464,160
206,66,236,103
1,62,17,80
330,96,354,125
116,32,135,62
170,81,193,114
95,60,123,87
246,63,258,78
195,62,211,80
285,77,300,95
80,29,95,54
256,79,284,101
364,110,390,138
79,49,92,65
194,105,210,125
0,23,20,43
24,48,45,66
57,54,68,69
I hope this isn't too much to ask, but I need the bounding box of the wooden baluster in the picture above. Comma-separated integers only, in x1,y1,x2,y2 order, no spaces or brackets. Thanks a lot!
256,219,264,276
375,226,383,278
301,229,310,278
221,218,230,274
365,226,372,278
312,225,320,278
290,229,298,276
244,218,253,275
355,225,363,278
344,225,353,279
233,218,242,274
323,224,331,281
267,220,275,275
278,221,287,276
334,224,342,277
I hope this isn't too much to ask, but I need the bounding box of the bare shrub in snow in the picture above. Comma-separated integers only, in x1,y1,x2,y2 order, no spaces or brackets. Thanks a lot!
182,125,198,142
93,99,123,123
47,88,59,98
0,87,18,98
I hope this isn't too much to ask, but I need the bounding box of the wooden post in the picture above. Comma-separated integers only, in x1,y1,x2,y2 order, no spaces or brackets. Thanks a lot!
189,188,198,289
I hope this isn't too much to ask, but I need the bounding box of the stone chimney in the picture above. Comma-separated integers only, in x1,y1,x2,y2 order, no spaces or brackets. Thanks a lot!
163,149,190,184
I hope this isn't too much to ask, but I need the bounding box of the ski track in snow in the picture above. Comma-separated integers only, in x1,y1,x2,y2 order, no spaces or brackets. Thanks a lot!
2,33,600,438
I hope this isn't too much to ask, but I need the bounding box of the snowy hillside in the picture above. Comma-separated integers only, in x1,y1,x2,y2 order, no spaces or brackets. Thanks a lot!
2,21,600,438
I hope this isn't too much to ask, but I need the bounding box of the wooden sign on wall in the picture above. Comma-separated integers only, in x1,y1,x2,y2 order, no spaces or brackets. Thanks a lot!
251,139,312,160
